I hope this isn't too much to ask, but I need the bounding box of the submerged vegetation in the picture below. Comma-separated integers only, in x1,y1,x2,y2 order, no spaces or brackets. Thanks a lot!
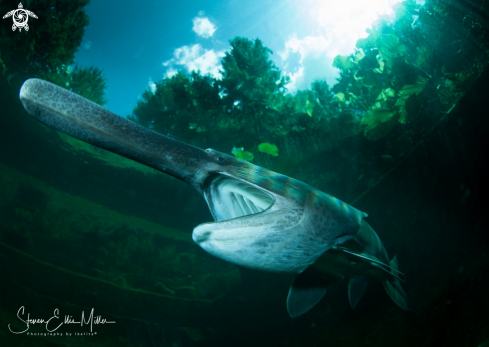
332,0,488,140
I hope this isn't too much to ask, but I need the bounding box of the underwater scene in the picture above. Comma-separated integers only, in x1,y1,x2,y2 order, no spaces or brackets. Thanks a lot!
1,0,489,346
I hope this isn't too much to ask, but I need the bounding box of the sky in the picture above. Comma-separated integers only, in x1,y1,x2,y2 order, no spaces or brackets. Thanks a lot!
74,0,403,117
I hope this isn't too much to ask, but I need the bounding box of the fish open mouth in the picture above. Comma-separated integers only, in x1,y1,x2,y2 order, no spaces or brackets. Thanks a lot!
203,174,275,222
193,172,312,274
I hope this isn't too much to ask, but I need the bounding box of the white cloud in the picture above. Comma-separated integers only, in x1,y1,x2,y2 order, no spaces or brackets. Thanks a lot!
165,68,178,78
280,35,332,64
148,78,156,93
192,16,217,38
284,66,304,93
280,35,336,92
163,44,225,79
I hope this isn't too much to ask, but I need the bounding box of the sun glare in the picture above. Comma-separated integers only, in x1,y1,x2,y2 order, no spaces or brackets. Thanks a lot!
311,0,401,56
282,0,403,91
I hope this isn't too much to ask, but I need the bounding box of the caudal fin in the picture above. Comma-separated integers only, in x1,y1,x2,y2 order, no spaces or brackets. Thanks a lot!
339,220,415,311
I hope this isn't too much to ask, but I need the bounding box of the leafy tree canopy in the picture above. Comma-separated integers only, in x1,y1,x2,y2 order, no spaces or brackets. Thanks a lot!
43,65,108,105
130,37,355,171
131,0,488,171
0,0,107,104
331,0,488,140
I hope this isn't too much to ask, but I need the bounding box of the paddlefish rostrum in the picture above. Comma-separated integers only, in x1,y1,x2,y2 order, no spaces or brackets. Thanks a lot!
19,78,415,317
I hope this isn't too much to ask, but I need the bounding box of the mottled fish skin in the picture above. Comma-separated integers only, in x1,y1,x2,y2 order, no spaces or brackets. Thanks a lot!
193,151,367,273
20,78,367,274
19,78,211,188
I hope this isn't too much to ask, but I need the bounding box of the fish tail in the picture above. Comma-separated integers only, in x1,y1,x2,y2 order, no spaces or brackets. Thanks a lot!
349,220,416,311
382,255,417,312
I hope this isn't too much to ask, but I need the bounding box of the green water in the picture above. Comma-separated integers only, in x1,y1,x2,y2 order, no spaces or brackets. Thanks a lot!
1,0,489,346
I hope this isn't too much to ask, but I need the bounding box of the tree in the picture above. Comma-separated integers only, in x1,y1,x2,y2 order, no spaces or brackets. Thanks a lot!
0,0,107,104
42,65,108,105
331,0,489,141
129,37,359,172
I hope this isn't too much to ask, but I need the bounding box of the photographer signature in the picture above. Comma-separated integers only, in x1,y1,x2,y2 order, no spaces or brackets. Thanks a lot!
8,306,115,334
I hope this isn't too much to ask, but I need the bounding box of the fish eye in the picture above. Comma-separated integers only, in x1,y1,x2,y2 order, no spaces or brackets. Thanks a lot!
216,156,225,162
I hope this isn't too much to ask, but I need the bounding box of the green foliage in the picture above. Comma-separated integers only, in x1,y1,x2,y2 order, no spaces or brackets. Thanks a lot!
129,71,221,146
132,39,278,146
258,143,278,157
130,1,488,170
232,147,254,162
333,55,355,70
0,0,91,90
42,65,108,105
130,37,361,171
220,37,289,105
0,0,107,105
218,37,290,145
332,0,488,140
360,109,396,141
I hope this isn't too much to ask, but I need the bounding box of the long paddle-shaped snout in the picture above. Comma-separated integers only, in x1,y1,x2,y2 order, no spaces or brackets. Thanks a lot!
19,78,214,191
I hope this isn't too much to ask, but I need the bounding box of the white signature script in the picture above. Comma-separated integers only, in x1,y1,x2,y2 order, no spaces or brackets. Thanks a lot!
8,306,116,334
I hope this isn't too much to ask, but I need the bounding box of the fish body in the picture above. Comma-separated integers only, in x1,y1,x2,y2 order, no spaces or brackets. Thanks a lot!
19,78,414,317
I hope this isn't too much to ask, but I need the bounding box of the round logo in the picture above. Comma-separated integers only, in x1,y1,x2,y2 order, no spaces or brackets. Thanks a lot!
2,3,38,32
12,9,28,29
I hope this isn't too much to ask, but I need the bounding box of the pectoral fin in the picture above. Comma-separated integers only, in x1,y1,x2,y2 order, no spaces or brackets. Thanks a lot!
348,276,369,309
286,267,343,318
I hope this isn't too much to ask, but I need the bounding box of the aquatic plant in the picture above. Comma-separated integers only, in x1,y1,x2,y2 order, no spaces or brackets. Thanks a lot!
232,147,254,162
258,143,278,157
332,0,488,140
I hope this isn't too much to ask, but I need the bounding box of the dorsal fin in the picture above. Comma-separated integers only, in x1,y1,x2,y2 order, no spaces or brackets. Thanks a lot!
353,220,390,264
